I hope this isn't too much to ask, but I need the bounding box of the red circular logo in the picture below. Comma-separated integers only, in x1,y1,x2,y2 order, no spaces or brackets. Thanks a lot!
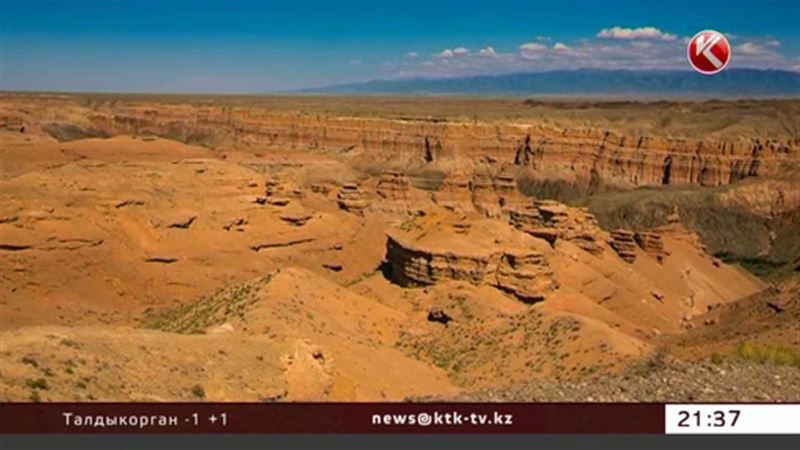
687,30,731,75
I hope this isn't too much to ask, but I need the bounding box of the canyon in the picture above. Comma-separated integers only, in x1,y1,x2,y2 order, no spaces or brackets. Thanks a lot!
6,96,798,190
0,94,797,402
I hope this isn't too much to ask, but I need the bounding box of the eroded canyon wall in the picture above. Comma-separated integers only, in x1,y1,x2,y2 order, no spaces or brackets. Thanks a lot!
4,98,798,191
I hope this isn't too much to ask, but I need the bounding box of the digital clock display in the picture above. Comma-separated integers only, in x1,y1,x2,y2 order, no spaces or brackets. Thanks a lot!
666,404,800,434
677,409,740,428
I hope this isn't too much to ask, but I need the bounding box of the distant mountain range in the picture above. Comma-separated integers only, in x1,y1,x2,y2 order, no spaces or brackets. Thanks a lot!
296,69,799,96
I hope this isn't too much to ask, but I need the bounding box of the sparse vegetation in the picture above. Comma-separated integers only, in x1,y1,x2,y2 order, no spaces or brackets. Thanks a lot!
629,346,670,376
190,385,206,399
59,339,80,348
588,187,800,273
715,254,787,278
25,378,49,390
735,342,800,368
20,356,38,368
140,274,274,333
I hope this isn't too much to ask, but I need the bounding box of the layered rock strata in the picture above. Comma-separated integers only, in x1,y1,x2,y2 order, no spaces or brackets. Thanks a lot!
432,175,472,212
374,171,423,215
264,177,303,205
509,200,606,254
468,166,523,218
656,207,708,251
336,184,369,215
609,230,638,263
385,228,557,302
491,252,559,303
634,231,667,262
7,97,793,190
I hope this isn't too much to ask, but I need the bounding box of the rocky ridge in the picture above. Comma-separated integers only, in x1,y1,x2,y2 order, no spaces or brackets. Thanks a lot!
4,96,797,192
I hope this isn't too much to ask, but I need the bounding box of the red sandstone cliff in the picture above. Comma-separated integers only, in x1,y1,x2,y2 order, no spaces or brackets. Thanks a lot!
3,97,797,191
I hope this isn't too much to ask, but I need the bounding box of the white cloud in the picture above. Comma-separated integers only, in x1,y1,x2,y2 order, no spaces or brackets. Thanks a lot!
436,49,454,58
736,42,769,55
519,41,563,60
349,59,363,65
630,41,653,49
519,42,547,52
728,41,795,70
552,42,570,52
406,52,418,58
765,40,780,47
435,47,470,58
597,26,677,41
396,30,795,78
478,46,497,57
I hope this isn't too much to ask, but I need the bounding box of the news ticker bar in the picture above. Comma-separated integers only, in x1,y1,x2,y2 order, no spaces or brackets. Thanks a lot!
0,403,797,434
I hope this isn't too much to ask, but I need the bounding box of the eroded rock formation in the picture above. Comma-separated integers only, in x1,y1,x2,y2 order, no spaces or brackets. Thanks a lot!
468,167,523,217
634,231,667,262
0,95,784,403
336,183,369,215
385,234,489,286
656,206,708,251
432,175,472,212
491,251,558,303
264,177,303,206
509,200,606,254
385,223,558,302
609,230,638,263
6,97,794,192
374,171,426,216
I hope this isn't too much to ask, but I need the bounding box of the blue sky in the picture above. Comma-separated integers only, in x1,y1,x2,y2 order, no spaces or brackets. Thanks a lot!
2,1,798,92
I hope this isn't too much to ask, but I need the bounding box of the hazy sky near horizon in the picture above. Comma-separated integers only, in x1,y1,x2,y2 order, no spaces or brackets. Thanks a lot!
2,1,798,92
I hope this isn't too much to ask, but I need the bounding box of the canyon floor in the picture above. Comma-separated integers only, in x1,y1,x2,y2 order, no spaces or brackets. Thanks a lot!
0,94,798,402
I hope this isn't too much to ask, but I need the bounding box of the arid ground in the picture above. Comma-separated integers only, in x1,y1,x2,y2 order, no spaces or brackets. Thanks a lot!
1,93,798,402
